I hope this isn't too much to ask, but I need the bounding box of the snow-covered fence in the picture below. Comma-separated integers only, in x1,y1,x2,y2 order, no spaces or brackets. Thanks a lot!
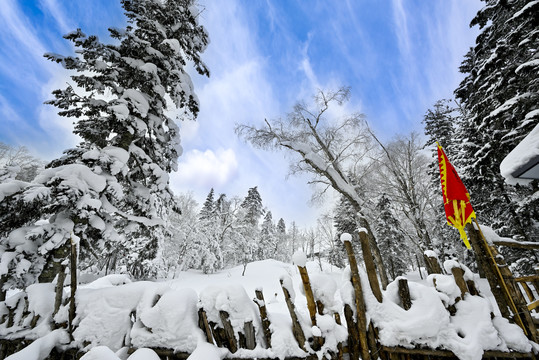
0,232,537,360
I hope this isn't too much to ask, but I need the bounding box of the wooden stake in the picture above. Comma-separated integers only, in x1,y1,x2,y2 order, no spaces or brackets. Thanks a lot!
343,239,371,360
359,231,383,303
198,308,214,344
280,278,307,352
466,223,511,318
219,311,238,353
451,267,469,299
297,265,318,325
343,303,360,360
53,265,67,319
423,253,442,275
243,321,256,350
397,279,412,310
254,289,272,348
473,220,538,342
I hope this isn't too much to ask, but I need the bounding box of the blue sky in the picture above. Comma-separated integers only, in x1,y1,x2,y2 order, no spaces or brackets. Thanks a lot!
0,0,482,228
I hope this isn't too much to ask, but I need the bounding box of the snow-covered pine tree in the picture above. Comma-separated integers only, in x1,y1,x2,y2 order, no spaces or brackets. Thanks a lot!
241,186,264,226
0,0,209,287
422,101,466,262
200,188,216,221
454,0,538,242
274,218,288,262
259,211,276,260
374,194,409,280
196,188,224,273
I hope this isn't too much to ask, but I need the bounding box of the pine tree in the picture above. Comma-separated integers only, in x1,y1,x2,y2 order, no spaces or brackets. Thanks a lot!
200,188,216,220
0,0,209,287
241,186,264,227
374,194,409,280
422,101,466,262
259,211,276,260
454,0,538,242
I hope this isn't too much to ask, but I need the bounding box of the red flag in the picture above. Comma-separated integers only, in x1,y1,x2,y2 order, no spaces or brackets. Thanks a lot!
437,143,475,249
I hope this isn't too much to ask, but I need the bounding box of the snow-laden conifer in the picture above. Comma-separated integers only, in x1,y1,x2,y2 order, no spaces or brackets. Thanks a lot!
0,0,209,288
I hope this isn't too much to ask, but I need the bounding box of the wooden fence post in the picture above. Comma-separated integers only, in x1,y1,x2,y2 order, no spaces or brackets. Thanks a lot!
219,311,238,353
297,265,318,326
423,252,442,275
342,233,371,360
359,230,383,303
343,304,360,360
280,278,307,352
198,308,214,344
254,289,272,348
451,267,469,300
397,279,412,311
466,223,511,318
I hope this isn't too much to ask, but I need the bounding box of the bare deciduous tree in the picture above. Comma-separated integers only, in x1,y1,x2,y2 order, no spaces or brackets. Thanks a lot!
236,87,389,287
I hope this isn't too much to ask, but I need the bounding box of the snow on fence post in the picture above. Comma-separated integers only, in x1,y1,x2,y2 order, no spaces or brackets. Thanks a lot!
341,233,371,360
423,251,442,275
254,289,272,348
358,229,382,302
279,277,307,352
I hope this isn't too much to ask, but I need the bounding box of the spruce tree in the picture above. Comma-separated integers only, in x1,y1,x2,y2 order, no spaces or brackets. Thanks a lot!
374,194,409,280
259,211,276,260
0,0,209,286
454,0,538,242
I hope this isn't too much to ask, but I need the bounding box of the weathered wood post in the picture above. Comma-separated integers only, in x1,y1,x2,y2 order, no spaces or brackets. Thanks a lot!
254,289,272,348
219,311,238,353
397,278,412,310
465,223,511,318
280,277,307,352
343,304,360,360
358,230,383,303
469,221,538,343
450,266,469,299
198,308,214,344
423,251,443,275
341,233,371,360
69,234,78,338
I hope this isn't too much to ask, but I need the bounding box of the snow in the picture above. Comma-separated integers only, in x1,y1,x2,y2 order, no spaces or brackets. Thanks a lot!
500,123,539,185
1,259,533,360
5,329,69,360
186,342,227,360
35,164,107,194
292,250,307,267
340,232,352,242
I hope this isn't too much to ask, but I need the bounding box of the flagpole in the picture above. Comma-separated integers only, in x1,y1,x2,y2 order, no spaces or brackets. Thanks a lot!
473,218,527,335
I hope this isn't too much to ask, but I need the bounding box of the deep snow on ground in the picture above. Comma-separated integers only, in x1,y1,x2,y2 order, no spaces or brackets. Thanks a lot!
1,255,534,360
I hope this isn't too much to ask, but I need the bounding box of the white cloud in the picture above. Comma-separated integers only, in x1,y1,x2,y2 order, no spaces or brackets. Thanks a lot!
39,0,74,34
171,148,239,191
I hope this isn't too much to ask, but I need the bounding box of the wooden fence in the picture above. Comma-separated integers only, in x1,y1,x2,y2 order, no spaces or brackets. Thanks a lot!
0,227,537,359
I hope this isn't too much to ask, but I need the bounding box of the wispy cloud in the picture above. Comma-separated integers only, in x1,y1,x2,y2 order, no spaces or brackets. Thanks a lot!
39,0,74,34
0,0,49,69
